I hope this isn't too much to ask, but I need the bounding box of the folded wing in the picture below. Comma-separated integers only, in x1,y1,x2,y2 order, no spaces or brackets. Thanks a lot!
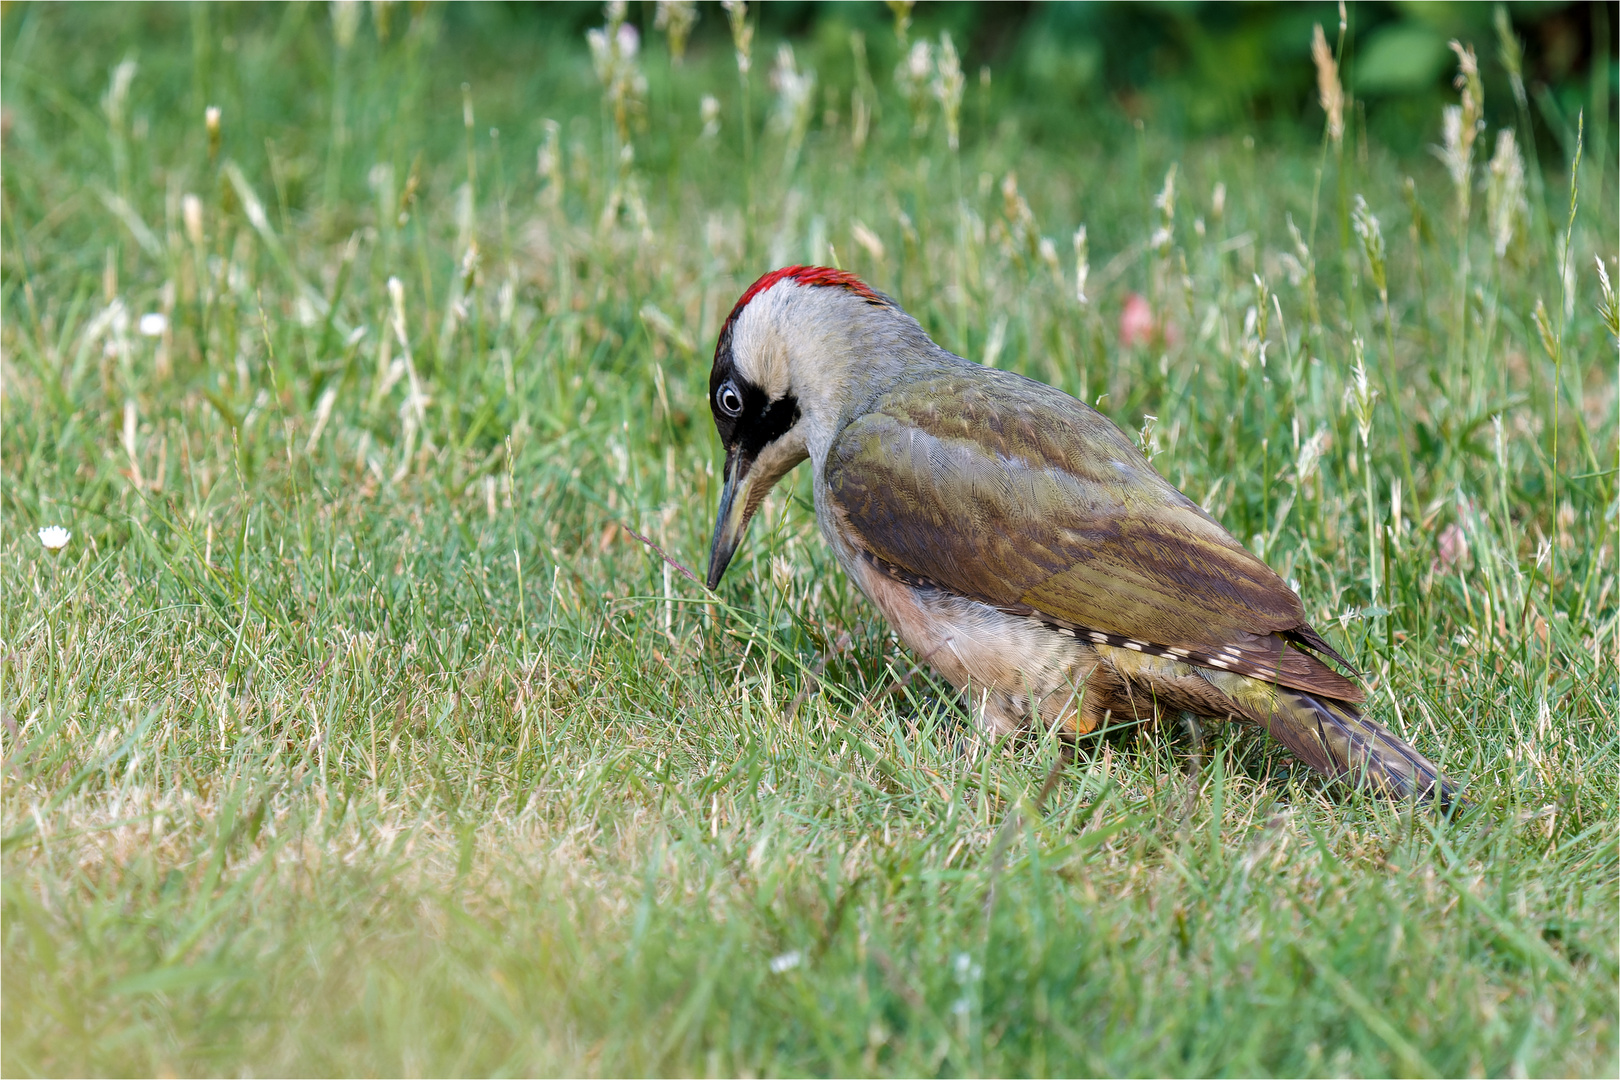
825,366,1362,702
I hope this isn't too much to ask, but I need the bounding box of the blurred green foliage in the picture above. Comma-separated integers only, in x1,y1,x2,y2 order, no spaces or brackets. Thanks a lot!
496,2,1617,151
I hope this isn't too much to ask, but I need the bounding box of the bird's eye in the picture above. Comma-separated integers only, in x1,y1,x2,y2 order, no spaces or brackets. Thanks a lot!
717,381,744,417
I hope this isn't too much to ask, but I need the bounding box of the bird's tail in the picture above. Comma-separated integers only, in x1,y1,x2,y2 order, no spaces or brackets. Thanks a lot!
1203,671,1466,808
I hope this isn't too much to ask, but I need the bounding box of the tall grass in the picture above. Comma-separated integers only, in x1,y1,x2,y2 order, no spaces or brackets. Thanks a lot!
2,4,1616,1075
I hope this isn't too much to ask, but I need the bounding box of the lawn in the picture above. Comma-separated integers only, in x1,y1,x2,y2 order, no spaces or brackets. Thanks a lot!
2,3,1616,1075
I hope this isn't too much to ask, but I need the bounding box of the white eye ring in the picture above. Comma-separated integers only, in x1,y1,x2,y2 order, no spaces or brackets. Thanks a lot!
718,381,744,417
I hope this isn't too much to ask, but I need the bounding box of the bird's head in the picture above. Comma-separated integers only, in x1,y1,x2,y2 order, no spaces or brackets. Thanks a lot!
705,265,903,588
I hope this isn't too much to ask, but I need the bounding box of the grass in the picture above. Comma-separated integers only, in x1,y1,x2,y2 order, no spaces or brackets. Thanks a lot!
2,3,1616,1075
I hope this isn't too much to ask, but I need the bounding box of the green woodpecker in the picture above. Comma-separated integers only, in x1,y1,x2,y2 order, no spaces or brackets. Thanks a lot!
706,266,1460,805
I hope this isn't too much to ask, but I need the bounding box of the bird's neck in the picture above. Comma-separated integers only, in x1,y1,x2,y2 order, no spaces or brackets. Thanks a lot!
785,311,964,469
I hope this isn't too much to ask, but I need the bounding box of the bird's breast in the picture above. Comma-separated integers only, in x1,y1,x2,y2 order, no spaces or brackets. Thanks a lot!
815,484,1083,730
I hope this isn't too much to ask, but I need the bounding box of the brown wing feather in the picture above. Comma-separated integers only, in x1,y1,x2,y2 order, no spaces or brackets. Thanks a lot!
826,366,1362,702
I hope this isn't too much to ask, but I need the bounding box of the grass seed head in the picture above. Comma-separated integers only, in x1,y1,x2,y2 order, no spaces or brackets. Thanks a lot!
769,44,816,170
1596,256,1619,343
1152,163,1177,257
852,220,885,262
1349,336,1376,447
897,40,934,138
1494,5,1529,107
721,0,752,76
1073,225,1089,304
1437,41,1484,210
886,0,914,47
933,32,964,151
1038,236,1063,290
1294,427,1330,487
1311,24,1344,145
588,5,646,144
1352,194,1387,298
654,0,697,64
1532,298,1557,361
699,94,721,140
537,119,563,205
103,58,138,127
331,1,362,50
205,104,221,160
1486,129,1527,258
182,193,204,245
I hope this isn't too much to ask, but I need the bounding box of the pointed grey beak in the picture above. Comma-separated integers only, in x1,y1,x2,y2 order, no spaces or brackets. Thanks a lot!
707,446,754,589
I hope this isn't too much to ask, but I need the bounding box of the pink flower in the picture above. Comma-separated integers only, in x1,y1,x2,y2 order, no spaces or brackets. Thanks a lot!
1431,522,1469,573
1120,293,1155,347
616,22,639,59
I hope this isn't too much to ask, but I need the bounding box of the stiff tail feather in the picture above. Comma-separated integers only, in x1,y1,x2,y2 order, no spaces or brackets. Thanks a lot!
1201,670,1466,808
1260,689,1464,808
